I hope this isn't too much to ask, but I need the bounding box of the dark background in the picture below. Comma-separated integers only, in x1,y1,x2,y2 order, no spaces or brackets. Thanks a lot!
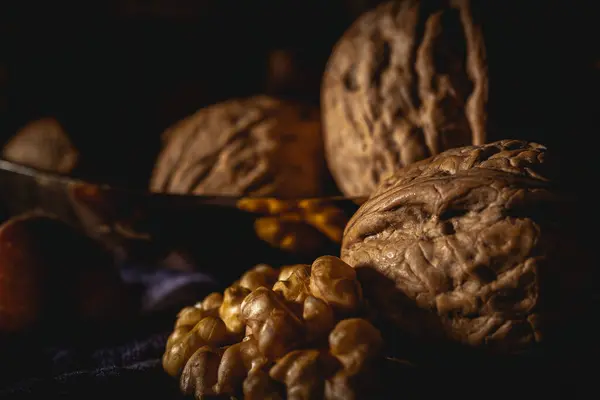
0,0,597,188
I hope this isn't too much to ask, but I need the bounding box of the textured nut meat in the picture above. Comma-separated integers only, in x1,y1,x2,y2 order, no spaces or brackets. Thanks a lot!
341,141,581,351
2,118,79,174
322,0,487,196
150,96,324,197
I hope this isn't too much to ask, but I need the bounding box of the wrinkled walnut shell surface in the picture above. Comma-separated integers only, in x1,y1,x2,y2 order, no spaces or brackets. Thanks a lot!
151,96,324,198
342,140,583,351
322,0,487,196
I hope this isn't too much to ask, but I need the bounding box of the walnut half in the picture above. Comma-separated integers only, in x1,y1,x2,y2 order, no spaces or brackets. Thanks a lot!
164,256,385,399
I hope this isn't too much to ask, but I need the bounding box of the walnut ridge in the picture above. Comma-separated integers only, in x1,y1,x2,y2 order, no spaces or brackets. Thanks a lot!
151,96,325,198
322,0,487,196
341,140,584,351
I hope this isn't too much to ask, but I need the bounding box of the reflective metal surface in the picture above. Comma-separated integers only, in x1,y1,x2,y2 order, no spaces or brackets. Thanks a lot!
0,159,365,283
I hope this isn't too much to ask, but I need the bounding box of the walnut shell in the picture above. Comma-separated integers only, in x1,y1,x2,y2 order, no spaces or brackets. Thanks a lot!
322,0,487,196
341,140,585,352
150,96,324,198
2,118,79,174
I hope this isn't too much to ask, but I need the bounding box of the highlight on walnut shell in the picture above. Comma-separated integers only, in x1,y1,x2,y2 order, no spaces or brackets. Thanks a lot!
321,0,488,197
341,140,586,353
237,198,349,254
163,256,385,399
150,95,325,198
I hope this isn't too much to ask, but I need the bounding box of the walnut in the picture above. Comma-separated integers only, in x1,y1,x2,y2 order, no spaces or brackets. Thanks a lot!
239,264,280,292
219,285,252,335
241,287,306,360
272,264,312,304
237,198,350,255
341,140,586,352
309,256,362,316
150,96,325,198
164,256,385,399
180,346,223,397
200,292,224,311
173,318,383,400
165,264,282,377
322,0,488,196
163,316,232,377
269,349,340,399
303,296,336,344
2,118,79,174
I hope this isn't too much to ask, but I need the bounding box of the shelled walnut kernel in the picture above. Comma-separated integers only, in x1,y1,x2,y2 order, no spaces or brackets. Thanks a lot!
164,256,384,399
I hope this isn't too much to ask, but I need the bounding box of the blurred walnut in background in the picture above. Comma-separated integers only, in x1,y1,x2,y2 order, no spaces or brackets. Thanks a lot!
237,198,350,256
322,0,487,197
151,96,326,198
2,118,79,175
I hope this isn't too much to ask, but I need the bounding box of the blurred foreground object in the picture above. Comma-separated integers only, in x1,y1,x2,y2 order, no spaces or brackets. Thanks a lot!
237,198,351,256
0,213,129,333
2,118,79,175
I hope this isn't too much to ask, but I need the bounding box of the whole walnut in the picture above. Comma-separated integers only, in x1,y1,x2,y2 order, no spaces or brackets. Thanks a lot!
2,118,79,174
341,140,586,352
150,96,325,198
322,0,487,196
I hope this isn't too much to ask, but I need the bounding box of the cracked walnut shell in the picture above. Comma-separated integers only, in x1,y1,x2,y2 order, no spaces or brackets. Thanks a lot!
150,96,325,198
322,0,487,196
341,140,586,352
